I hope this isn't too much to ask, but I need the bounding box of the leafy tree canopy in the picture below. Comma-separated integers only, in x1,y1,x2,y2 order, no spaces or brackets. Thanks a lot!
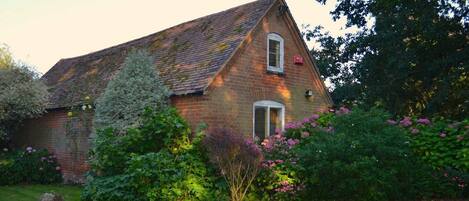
307,0,468,119
0,44,49,148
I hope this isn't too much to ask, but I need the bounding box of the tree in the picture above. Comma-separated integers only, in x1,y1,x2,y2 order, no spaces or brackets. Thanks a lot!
93,49,170,133
306,0,468,119
0,45,49,148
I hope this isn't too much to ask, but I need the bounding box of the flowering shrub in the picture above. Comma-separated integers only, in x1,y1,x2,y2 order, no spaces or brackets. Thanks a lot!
203,128,263,201
280,108,458,200
389,116,469,196
0,147,62,185
255,134,303,201
390,117,469,171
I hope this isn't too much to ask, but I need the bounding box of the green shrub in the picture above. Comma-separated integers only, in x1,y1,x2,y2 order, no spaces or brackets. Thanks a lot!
0,147,62,185
391,116,469,197
290,108,441,200
89,107,191,176
83,107,226,201
395,117,469,171
81,174,140,201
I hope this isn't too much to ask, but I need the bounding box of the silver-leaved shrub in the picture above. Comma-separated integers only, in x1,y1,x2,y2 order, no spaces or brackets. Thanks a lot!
0,45,49,148
93,49,170,133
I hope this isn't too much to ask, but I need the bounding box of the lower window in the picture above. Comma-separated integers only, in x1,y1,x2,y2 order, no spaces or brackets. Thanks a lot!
253,101,285,140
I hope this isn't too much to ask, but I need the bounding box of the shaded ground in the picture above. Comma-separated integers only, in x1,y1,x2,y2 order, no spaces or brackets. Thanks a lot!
0,185,81,201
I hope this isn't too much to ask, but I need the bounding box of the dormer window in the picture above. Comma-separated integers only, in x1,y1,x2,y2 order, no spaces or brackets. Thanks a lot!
267,33,284,73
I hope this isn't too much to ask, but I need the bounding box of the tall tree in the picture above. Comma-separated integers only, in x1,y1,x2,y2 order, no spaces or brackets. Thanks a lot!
93,49,170,133
306,0,468,119
0,45,49,148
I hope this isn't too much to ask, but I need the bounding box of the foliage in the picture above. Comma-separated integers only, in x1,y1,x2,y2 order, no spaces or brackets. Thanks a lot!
203,128,263,201
285,108,459,200
306,0,468,119
93,49,170,133
0,46,49,149
83,107,225,201
391,117,469,172
0,44,13,69
89,107,191,176
255,134,303,201
0,147,62,185
389,116,469,196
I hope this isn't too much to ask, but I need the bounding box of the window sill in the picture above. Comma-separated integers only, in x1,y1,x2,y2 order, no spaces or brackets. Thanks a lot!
266,70,285,77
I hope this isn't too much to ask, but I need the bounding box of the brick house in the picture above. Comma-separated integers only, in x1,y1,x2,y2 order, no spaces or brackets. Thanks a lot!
14,0,332,183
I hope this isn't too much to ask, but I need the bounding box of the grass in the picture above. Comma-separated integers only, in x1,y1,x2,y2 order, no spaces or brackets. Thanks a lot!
0,184,82,201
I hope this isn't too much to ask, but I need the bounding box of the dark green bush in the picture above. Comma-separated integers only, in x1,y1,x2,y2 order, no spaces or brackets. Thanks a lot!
292,108,441,201
0,147,62,185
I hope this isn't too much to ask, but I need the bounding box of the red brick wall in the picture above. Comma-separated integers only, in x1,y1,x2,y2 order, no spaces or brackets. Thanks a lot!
13,110,91,183
174,1,332,136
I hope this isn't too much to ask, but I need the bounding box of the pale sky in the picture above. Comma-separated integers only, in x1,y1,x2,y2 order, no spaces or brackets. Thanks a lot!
0,0,350,74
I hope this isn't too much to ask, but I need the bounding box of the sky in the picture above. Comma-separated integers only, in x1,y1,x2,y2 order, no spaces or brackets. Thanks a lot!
0,0,350,74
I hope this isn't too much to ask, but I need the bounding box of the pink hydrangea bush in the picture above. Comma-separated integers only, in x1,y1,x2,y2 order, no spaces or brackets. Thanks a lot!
388,116,469,194
256,133,303,200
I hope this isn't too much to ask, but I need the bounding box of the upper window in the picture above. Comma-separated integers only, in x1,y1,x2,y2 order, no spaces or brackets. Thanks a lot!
253,100,285,140
267,33,284,73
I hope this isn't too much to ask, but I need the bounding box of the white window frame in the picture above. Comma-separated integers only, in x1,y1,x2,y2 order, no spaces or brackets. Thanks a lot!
252,100,285,139
267,33,284,73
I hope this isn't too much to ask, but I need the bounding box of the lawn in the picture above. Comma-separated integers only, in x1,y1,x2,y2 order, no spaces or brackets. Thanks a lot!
0,185,81,201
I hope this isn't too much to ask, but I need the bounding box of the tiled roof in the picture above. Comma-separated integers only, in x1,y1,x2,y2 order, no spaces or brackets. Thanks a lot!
42,0,275,109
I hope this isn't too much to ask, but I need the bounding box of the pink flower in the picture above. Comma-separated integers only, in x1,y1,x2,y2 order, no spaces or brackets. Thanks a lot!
416,118,431,125
287,139,299,147
310,114,320,120
386,119,398,125
310,122,318,127
275,128,282,134
275,159,284,164
439,132,447,138
399,117,412,127
302,118,310,124
335,107,351,115
301,131,310,138
410,128,419,134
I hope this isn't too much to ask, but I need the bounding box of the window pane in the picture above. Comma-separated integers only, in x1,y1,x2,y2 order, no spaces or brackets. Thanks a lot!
269,40,280,67
254,107,267,140
269,108,281,136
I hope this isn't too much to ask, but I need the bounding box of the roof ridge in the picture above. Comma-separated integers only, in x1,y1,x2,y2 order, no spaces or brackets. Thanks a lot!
60,0,264,62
